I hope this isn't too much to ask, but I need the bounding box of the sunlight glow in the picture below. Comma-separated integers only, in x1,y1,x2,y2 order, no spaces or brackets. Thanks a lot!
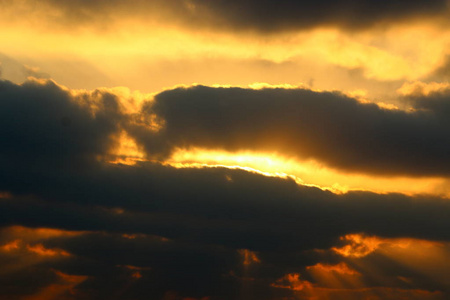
165,148,450,196
276,234,450,299
1,14,449,94
107,131,147,166
331,234,450,294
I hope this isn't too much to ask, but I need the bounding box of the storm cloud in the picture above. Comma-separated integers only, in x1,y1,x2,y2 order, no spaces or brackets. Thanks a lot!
184,0,449,32
1,79,450,299
131,85,450,177
2,0,449,32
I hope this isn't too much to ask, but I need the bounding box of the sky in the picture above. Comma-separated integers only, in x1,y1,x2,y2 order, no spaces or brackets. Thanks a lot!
1,1,450,299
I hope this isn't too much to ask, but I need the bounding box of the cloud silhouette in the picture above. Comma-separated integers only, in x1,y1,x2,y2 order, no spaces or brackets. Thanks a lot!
129,85,450,177
1,79,450,299
2,0,448,32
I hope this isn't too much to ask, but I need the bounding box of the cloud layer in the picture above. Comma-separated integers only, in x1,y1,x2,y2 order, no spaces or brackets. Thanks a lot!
2,0,449,32
131,85,450,177
1,79,450,299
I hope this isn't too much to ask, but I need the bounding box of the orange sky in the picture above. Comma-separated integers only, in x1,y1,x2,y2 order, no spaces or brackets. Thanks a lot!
1,1,450,299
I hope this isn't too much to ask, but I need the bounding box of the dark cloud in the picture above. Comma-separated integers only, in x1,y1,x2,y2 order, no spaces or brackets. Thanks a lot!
130,85,450,177
4,0,449,32
0,79,123,172
409,89,450,116
3,162,450,250
187,0,449,32
1,79,450,299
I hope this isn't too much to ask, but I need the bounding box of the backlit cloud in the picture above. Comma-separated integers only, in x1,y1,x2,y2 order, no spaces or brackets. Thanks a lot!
131,85,450,177
1,0,448,33
1,0,450,295
0,78,449,299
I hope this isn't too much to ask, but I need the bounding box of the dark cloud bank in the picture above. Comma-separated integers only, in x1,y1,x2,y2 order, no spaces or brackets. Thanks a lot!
8,0,449,32
135,85,450,177
186,0,449,31
1,79,450,299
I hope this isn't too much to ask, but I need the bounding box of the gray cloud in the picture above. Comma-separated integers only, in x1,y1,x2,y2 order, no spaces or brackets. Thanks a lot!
186,0,449,32
3,0,448,33
130,85,450,177
0,79,123,172
1,79,450,299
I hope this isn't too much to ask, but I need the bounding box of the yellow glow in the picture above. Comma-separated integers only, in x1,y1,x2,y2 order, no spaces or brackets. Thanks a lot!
2,2,450,298
166,148,450,197
1,12,449,94
69,86,154,115
397,81,450,96
166,148,305,183
247,82,306,90
345,89,401,110
107,130,147,166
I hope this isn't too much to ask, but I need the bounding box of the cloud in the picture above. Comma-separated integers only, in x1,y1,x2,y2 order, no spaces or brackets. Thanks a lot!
1,0,448,33
183,0,449,32
0,53,47,83
0,79,125,172
429,55,450,81
131,85,450,177
1,79,450,299
1,80,450,244
2,225,447,299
